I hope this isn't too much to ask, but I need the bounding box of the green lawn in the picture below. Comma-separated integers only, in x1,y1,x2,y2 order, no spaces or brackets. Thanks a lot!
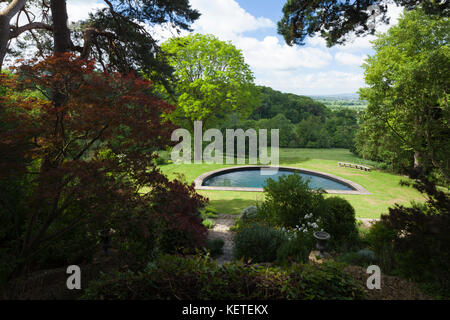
159,148,425,219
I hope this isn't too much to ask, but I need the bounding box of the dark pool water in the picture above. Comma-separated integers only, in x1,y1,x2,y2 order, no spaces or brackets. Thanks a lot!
202,168,353,190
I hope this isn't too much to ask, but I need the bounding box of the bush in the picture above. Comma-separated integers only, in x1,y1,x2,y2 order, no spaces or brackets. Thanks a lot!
322,197,359,250
258,173,326,228
368,174,450,296
240,206,258,220
82,254,365,300
233,224,287,263
337,249,378,268
276,232,313,265
287,262,365,300
202,218,215,229
364,221,396,272
201,207,219,219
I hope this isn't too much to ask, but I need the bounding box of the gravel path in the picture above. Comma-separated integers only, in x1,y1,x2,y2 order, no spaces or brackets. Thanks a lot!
358,218,380,228
207,214,237,265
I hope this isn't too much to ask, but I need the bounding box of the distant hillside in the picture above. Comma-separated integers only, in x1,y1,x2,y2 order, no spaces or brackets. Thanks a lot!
237,86,360,149
251,86,328,123
309,93,368,110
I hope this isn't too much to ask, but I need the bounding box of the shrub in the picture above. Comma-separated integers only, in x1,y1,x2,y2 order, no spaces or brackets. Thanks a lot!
383,184,450,294
240,206,258,220
153,156,167,166
231,206,261,232
337,249,378,268
201,207,219,219
258,173,326,228
233,224,287,263
202,218,215,229
276,232,312,265
82,254,365,300
364,221,396,272
322,197,359,250
287,262,365,300
370,174,450,296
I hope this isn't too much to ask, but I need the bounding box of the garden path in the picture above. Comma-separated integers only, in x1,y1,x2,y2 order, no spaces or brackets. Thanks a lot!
207,214,237,265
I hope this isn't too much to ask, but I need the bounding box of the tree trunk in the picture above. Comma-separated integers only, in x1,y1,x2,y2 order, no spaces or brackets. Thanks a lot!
0,16,9,70
50,0,70,53
413,151,421,169
0,0,27,70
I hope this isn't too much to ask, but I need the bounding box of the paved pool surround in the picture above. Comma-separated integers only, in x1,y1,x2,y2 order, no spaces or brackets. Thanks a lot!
194,166,370,195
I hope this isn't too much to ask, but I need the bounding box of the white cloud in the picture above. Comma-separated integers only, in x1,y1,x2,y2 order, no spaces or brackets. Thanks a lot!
335,52,367,66
255,69,365,95
67,0,107,23
237,36,332,71
190,0,274,40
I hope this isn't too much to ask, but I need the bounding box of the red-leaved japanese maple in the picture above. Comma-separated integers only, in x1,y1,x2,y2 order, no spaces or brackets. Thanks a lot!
0,53,207,278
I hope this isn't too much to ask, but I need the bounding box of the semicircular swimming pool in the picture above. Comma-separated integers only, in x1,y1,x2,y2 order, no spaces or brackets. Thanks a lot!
202,168,351,190
194,166,370,195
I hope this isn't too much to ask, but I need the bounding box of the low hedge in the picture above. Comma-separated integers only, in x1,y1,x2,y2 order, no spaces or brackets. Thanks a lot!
82,254,365,300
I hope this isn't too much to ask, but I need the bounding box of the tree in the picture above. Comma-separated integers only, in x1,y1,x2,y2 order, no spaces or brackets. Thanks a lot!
0,54,207,280
0,0,200,80
277,0,449,47
358,9,449,181
160,33,259,130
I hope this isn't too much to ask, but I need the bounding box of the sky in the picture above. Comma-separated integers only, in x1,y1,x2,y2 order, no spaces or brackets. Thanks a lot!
5,0,404,96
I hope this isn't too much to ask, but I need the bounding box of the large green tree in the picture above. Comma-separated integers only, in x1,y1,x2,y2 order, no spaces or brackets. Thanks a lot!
160,33,259,130
278,0,449,47
357,9,449,181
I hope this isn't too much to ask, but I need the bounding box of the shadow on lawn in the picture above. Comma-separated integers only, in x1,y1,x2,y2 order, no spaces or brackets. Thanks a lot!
207,198,261,215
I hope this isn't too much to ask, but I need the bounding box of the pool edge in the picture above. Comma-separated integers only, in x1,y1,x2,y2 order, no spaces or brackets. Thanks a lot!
193,165,371,195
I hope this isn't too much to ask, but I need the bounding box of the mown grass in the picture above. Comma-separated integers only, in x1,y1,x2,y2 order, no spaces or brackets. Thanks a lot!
158,148,425,219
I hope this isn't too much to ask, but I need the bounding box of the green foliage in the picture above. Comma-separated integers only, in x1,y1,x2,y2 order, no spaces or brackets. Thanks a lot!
233,224,287,263
357,9,450,181
364,221,397,272
240,86,360,149
337,249,378,268
160,34,259,129
251,86,327,123
202,218,215,229
258,173,326,228
276,232,312,265
82,254,365,300
240,206,258,220
277,0,448,47
380,175,450,294
322,197,360,249
200,207,219,219
287,262,365,300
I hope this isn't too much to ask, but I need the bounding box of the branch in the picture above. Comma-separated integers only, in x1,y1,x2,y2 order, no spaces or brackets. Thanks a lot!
80,27,118,59
9,22,53,39
0,0,27,19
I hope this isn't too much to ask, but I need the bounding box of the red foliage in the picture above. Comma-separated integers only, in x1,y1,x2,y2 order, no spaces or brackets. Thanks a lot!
0,54,208,270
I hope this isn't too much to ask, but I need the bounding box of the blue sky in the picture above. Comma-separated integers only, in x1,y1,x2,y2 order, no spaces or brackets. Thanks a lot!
63,0,403,96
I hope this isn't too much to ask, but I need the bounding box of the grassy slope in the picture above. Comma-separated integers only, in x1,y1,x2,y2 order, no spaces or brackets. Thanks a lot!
159,148,425,219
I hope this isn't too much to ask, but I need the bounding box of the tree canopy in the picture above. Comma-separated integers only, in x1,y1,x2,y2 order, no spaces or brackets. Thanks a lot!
0,0,200,85
356,9,449,182
277,0,449,47
0,54,208,280
160,33,259,130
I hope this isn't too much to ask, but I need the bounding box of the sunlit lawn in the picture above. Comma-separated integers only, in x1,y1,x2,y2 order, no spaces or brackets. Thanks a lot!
158,148,425,219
